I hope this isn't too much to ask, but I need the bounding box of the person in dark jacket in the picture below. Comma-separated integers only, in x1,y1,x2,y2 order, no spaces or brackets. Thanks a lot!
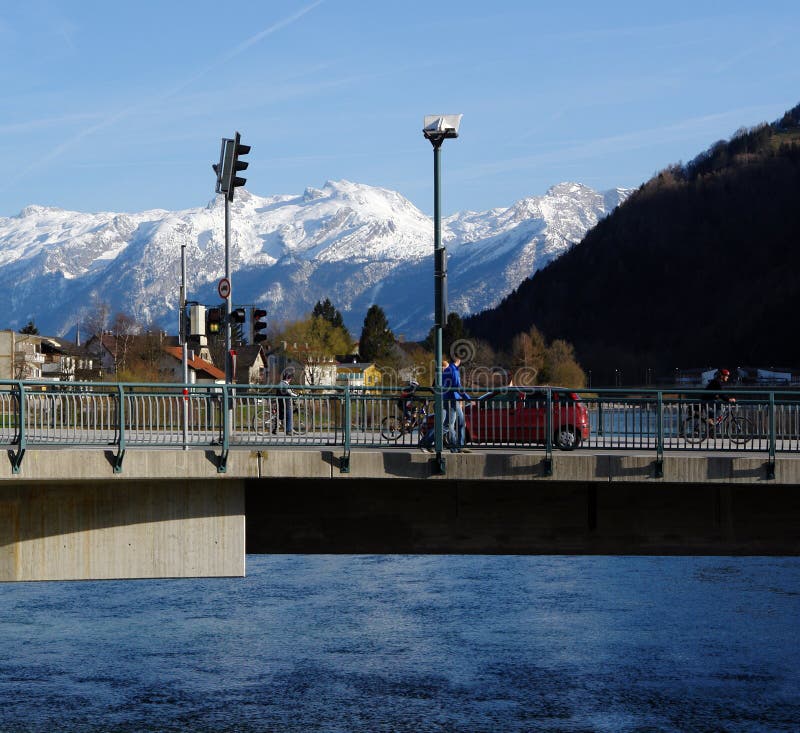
701,368,736,433
276,368,298,435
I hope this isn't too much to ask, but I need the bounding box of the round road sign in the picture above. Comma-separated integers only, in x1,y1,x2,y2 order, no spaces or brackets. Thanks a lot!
218,278,231,299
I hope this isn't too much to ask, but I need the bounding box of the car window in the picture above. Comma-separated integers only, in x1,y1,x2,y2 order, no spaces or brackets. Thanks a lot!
522,390,547,405
479,391,516,409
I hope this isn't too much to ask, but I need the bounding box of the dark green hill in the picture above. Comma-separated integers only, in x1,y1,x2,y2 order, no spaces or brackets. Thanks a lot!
465,103,800,385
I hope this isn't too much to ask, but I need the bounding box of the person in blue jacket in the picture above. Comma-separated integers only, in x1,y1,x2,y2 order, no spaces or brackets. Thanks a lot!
442,356,472,453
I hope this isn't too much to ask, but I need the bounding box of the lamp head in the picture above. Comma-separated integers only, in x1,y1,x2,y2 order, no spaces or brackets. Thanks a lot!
423,114,463,144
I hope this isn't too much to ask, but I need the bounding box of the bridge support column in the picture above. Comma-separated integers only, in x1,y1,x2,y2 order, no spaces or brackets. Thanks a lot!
0,479,245,582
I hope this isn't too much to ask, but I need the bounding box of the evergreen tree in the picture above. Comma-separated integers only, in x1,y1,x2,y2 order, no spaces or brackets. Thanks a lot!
20,320,39,335
359,305,395,363
312,298,347,333
424,312,468,356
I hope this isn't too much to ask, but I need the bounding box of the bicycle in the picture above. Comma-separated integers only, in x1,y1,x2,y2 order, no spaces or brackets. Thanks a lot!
252,399,310,436
381,401,430,441
682,403,753,445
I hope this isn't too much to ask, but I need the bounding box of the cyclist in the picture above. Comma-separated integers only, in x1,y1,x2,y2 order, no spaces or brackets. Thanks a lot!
397,379,420,424
701,368,736,435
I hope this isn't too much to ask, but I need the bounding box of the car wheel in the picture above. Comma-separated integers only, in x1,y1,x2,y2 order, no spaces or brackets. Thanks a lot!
555,426,579,451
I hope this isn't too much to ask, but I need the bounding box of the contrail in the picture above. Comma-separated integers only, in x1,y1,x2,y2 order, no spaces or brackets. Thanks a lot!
12,0,325,184
222,0,323,63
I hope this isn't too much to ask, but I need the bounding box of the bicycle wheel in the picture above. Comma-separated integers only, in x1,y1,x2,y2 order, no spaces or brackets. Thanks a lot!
381,415,403,441
292,407,310,435
726,416,753,445
252,408,276,436
682,416,707,444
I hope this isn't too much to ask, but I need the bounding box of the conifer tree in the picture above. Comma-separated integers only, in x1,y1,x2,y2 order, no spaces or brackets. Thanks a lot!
312,298,347,333
359,305,394,363
20,320,39,335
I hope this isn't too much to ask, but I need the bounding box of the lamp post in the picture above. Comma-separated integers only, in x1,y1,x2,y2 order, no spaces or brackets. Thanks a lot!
423,114,462,472
180,244,189,449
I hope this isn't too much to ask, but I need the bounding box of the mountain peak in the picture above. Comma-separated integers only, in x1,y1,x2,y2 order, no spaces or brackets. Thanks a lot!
0,180,629,339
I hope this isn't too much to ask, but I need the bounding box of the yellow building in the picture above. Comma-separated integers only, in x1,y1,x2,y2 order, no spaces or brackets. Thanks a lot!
336,361,382,391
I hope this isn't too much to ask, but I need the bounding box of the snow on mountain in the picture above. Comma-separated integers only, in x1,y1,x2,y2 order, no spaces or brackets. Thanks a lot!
0,180,631,340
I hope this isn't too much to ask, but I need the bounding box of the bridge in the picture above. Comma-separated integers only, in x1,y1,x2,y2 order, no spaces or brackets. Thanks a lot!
2,381,799,581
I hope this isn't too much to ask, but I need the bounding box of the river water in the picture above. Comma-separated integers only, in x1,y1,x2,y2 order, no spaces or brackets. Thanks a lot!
0,555,798,732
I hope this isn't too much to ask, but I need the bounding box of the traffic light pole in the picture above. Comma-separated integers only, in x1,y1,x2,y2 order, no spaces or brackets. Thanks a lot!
224,195,232,385
212,130,249,387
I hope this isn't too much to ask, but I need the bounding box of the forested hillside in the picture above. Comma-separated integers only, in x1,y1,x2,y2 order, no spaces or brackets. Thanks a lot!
465,103,800,385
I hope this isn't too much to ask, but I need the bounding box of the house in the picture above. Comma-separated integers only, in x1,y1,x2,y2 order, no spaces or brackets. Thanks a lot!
38,336,98,381
84,333,119,374
160,346,225,384
0,330,45,380
234,345,267,385
264,342,338,387
336,361,381,391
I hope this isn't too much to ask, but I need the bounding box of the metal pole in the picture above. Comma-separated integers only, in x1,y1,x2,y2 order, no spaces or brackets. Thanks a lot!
224,196,232,384
180,244,189,450
433,141,445,470
224,195,235,435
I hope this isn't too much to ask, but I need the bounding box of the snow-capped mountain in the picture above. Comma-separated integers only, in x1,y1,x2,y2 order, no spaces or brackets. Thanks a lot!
0,180,630,340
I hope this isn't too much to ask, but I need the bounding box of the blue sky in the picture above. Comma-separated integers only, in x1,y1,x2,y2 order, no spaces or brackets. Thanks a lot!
2,0,799,218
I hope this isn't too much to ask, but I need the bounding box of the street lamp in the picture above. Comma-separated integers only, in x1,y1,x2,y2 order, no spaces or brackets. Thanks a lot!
423,114,462,472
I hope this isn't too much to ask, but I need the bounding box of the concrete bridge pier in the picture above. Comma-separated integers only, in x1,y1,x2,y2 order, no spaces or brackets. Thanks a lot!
0,451,245,582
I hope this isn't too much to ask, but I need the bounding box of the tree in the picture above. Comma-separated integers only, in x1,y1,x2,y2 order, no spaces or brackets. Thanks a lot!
511,326,547,385
424,312,468,357
543,339,586,388
84,298,110,343
110,312,140,374
461,339,498,389
19,320,39,335
278,315,351,385
402,343,435,387
359,305,395,363
116,328,165,382
312,298,347,335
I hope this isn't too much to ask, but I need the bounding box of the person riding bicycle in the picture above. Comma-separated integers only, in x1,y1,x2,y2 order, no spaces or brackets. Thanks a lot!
276,368,298,435
700,368,736,434
397,379,421,424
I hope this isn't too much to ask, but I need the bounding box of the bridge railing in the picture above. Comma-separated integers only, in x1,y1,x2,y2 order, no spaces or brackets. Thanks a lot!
1,381,799,464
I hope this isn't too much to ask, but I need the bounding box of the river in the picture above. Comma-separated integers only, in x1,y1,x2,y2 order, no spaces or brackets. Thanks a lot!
1,555,798,732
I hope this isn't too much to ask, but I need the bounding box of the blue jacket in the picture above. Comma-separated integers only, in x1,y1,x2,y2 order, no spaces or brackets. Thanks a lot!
442,362,470,402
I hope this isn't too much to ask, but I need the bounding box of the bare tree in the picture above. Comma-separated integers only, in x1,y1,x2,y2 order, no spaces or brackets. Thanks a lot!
110,312,141,374
83,298,110,343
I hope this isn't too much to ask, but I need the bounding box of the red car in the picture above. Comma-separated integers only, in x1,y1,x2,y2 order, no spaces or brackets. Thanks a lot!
422,388,590,450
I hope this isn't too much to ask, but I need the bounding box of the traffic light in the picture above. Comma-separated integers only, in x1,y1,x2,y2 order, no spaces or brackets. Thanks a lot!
212,131,251,201
250,308,267,344
207,307,222,335
227,131,250,202
229,307,246,324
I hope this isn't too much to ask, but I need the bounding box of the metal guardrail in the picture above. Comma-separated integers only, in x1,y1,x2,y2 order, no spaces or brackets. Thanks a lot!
0,381,798,474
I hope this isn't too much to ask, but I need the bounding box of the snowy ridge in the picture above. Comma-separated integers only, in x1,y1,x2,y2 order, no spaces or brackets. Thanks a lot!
0,180,631,339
